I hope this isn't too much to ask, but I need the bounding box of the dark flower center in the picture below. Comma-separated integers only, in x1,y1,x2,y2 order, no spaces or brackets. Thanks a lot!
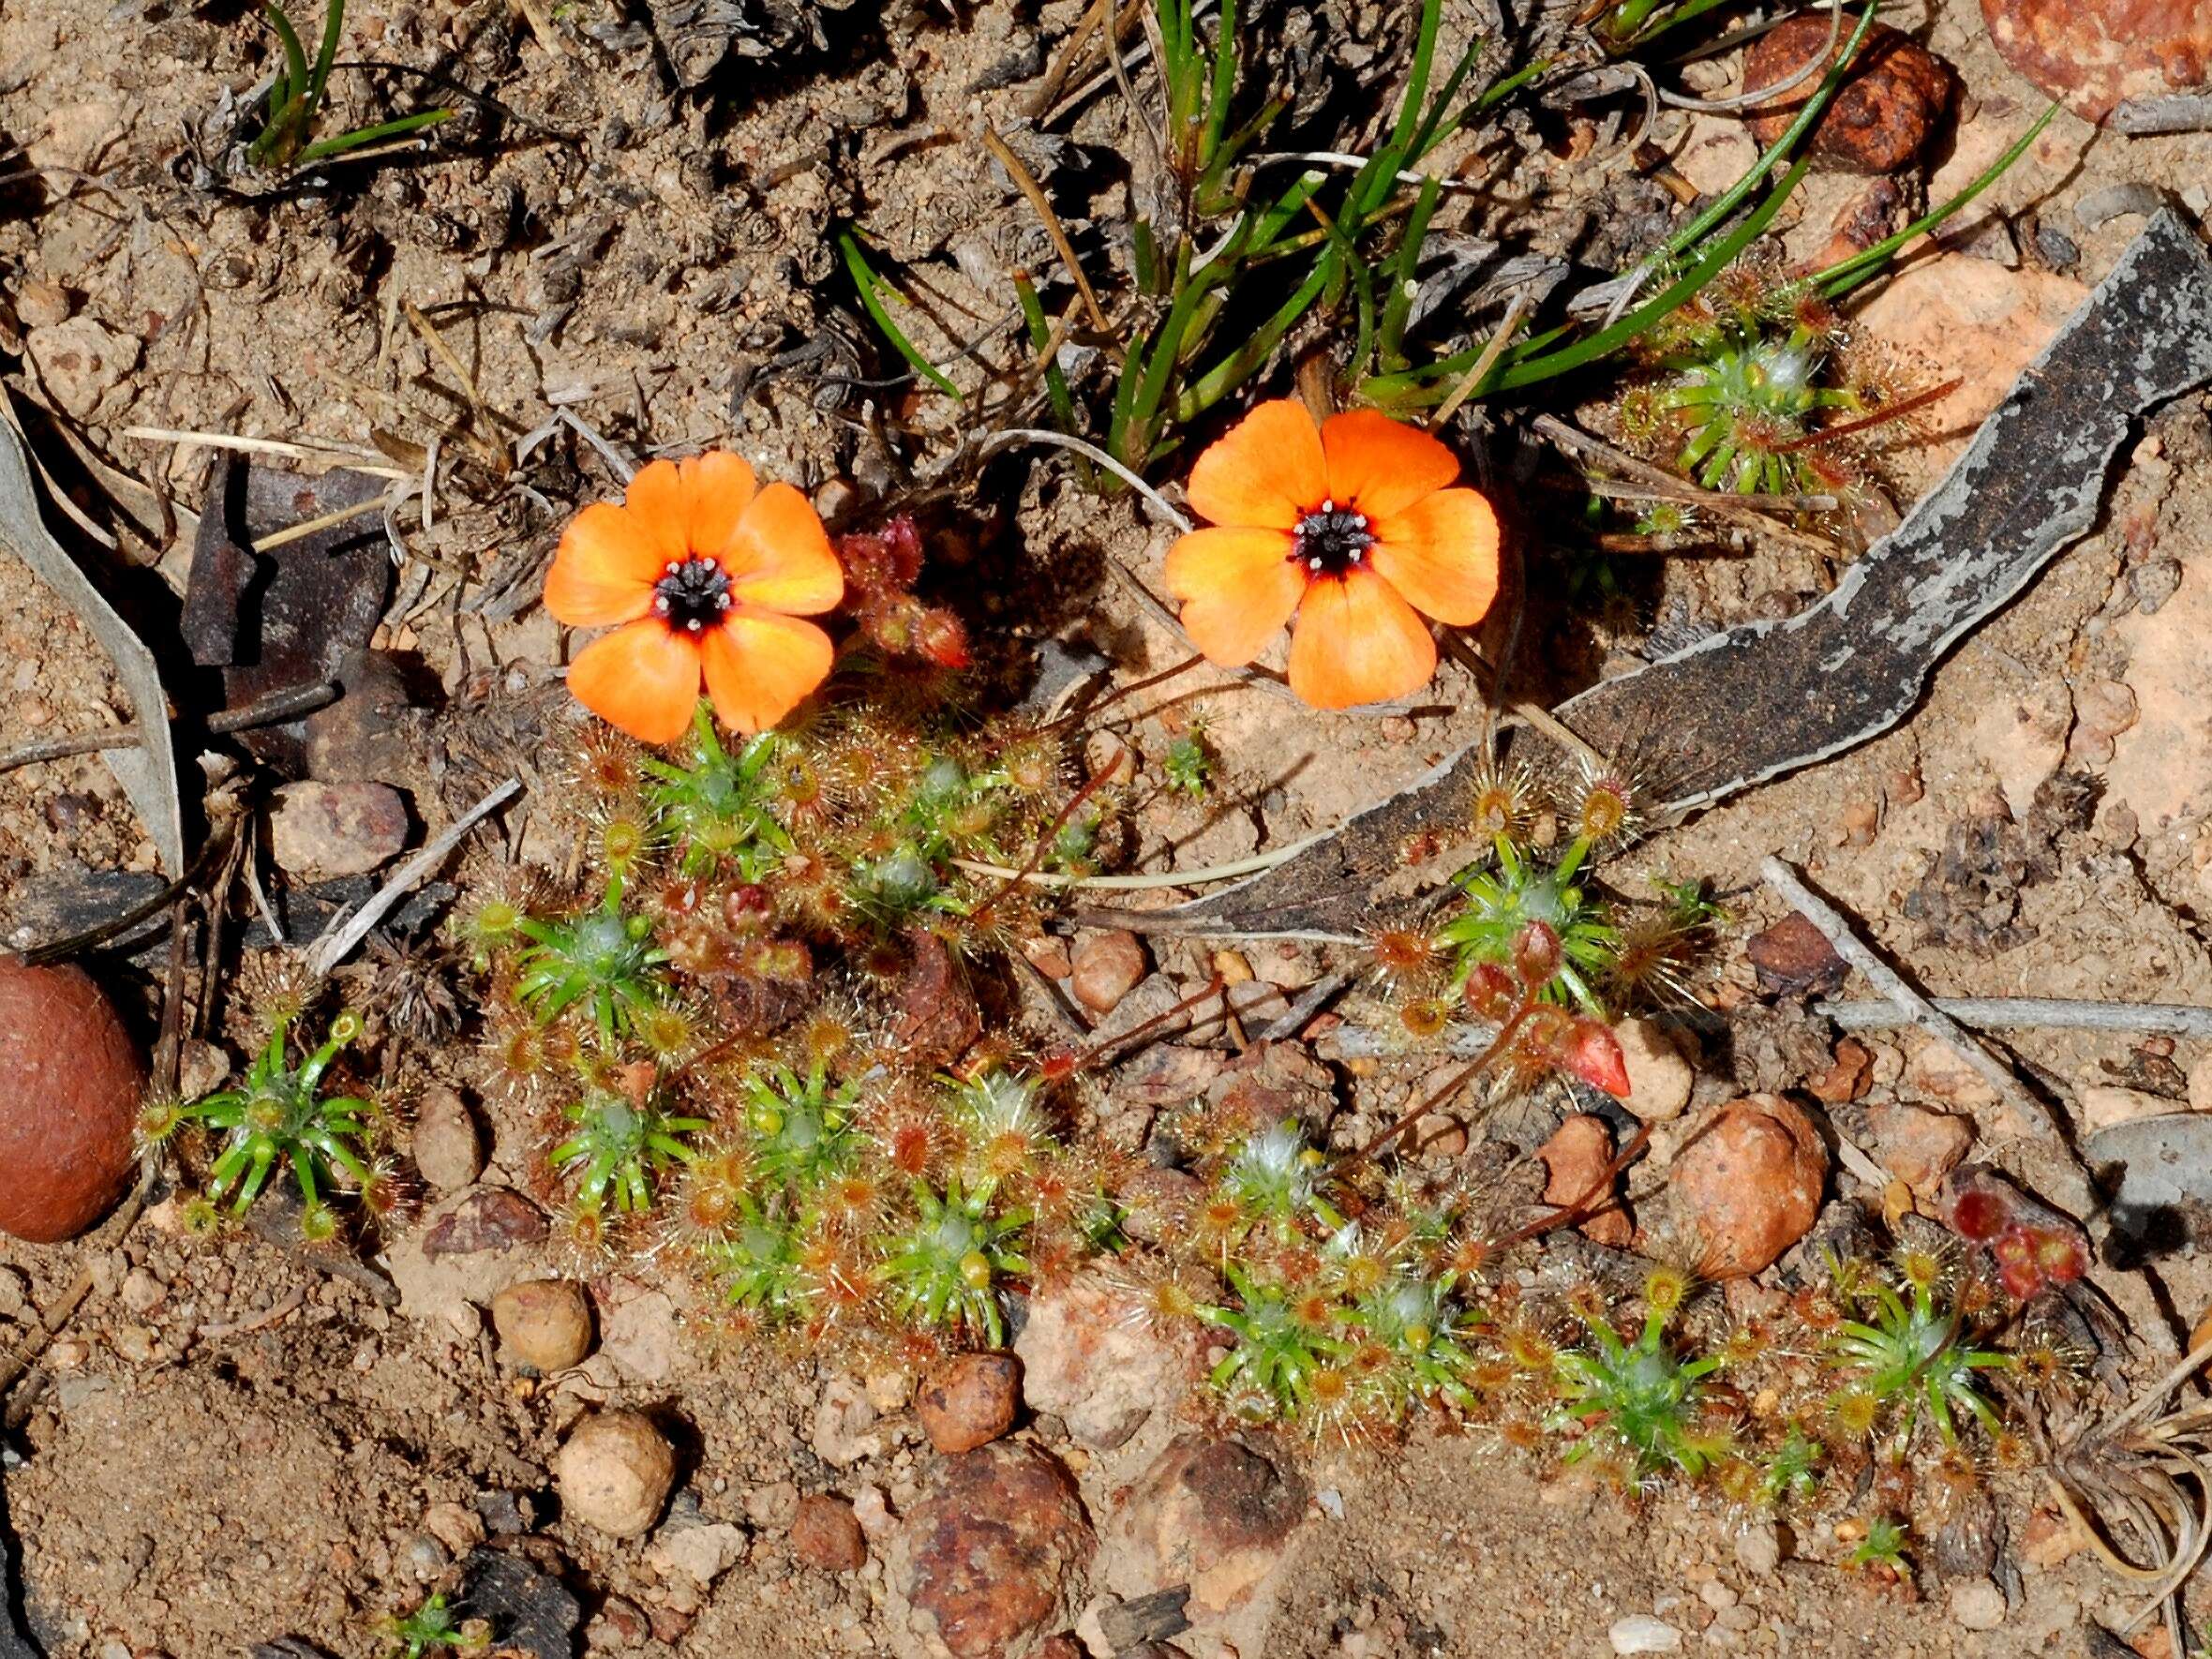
652,556,733,634
1291,501,1374,578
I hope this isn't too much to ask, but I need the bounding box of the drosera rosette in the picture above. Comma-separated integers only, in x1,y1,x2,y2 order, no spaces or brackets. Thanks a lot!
702,1191,812,1324
505,877,671,1048
1348,1264,1487,1417
1438,834,1619,1016
380,1592,489,1659
1199,1259,1352,1423
944,1065,1057,1186
739,1058,865,1191
1218,1117,1345,1243
151,1009,378,1242
643,701,793,881
1547,1263,1732,1483
1826,1245,2011,1457
549,1064,707,1216
878,1174,1031,1348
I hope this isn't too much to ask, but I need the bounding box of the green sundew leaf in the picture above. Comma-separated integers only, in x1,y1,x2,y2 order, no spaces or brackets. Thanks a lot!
838,231,962,399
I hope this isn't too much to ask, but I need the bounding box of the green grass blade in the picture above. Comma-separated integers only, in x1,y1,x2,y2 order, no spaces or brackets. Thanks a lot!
1176,250,1333,422
1409,36,1485,162
1388,0,1443,157
253,0,312,161
1199,0,1240,172
1813,102,2058,300
1378,172,1440,368
838,231,962,400
264,1,309,101
306,0,346,114
292,106,455,163
1661,0,1877,264
1013,272,1080,439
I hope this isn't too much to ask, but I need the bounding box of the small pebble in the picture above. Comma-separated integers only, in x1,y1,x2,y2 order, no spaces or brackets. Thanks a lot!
492,1278,594,1371
917,1352,1021,1454
1608,1613,1683,1654
1733,1522,1783,1575
790,1493,867,1572
554,1410,676,1537
1069,930,1147,1015
1948,1577,2005,1631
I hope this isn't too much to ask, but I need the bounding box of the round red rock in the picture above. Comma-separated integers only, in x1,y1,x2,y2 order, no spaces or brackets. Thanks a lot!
0,960,142,1242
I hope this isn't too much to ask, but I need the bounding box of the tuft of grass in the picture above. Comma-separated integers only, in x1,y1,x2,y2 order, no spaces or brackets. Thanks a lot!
249,0,455,169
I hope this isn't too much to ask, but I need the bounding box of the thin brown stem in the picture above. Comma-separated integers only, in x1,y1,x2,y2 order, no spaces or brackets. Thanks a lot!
968,761,1117,926
1025,651,1208,740
1334,999,1534,1175
1059,972,1229,1074
1775,378,1963,452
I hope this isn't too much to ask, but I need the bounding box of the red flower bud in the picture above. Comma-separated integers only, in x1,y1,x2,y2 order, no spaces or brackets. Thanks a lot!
1559,1018,1631,1098
914,607,971,670
1948,1187,2008,1242
1463,963,1517,1022
1512,920,1562,987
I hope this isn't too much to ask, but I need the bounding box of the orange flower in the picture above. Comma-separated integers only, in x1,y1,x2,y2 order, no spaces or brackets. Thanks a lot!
1162,400,1501,710
545,453,844,744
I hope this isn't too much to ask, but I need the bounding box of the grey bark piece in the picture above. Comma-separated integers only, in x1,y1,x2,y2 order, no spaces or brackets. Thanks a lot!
1152,212,2212,941
0,418,183,876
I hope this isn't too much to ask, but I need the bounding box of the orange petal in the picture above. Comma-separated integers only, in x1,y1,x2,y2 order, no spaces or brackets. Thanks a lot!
566,620,703,745
1321,408,1461,519
1186,399,1326,531
1162,526,1306,666
620,458,690,563
545,501,663,627
678,451,757,559
725,482,844,617
699,608,836,734
1286,568,1437,710
1368,488,1502,625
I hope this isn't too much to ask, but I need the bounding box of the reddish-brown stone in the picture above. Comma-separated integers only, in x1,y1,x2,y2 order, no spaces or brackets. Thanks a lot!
900,1441,1094,1659
1108,1435,1309,1621
1537,1114,1635,1248
791,1493,867,1572
1745,17,1955,172
1669,1095,1830,1278
1980,0,2212,122
917,1353,1022,1455
0,961,142,1242
1745,911,1848,997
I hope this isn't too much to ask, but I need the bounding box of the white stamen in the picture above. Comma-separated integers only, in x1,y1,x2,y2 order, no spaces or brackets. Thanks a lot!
717,593,731,608
665,560,681,575
686,619,702,632
653,595,670,613
1308,557,1323,571
1320,498,1334,512
1350,547,1364,561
